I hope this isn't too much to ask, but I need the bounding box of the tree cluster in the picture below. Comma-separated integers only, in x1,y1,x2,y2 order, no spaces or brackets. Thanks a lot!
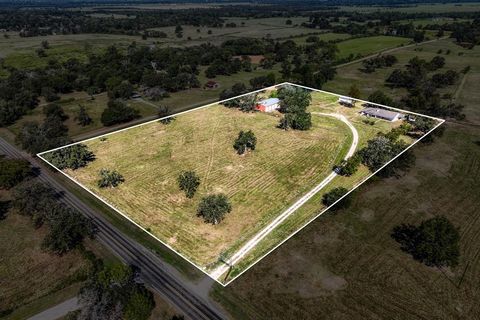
277,85,312,131
77,262,155,320
322,187,352,211
361,54,398,73
43,144,95,170
12,180,95,253
0,156,32,189
392,216,460,268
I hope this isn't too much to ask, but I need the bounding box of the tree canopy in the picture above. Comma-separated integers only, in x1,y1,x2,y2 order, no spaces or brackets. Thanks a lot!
197,194,232,225
233,130,257,155
101,99,140,126
391,216,460,268
78,262,155,320
177,170,201,199
322,187,352,211
277,85,312,131
0,156,32,189
43,144,95,170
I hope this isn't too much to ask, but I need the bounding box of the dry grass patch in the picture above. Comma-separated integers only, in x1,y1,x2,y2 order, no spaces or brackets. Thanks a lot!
60,103,350,268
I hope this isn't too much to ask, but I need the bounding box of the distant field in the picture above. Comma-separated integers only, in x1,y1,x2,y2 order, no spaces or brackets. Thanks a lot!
7,92,158,138
0,211,88,317
336,36,411,60
338,2,480,13
292,32,352,44
325,37,480,120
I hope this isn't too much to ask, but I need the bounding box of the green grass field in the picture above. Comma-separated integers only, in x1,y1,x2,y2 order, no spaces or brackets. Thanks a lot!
336,36,412,60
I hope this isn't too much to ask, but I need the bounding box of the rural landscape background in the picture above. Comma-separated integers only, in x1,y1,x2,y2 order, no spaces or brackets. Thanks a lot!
0,0,479,319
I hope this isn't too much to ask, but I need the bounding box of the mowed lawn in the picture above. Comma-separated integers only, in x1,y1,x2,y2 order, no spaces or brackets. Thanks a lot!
60,103,351,268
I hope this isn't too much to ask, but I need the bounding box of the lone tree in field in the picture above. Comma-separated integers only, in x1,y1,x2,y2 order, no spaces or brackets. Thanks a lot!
177,170,200,198
322,187,351,211
43,144,95,170
76,105,92,126
391,216,460,268
97,169,124,188
233,130,257,155
197,194,232,225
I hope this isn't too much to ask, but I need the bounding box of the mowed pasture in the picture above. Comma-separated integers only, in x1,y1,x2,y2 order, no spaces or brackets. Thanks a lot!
50,99,352,269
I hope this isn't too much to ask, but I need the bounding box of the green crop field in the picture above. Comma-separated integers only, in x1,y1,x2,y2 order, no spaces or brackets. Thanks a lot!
39,85,434,283
336,36,412,60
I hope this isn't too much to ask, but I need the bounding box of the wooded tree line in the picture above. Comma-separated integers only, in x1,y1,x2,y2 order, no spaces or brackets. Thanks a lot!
385,55,466,119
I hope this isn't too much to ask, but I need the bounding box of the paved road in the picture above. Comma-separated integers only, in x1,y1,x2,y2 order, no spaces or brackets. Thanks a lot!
0,137,225,320
211,113,359,280
28,298,79,320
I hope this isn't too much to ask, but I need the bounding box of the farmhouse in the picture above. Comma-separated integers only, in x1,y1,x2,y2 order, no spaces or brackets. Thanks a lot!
255,97,280,112
360,107,404,122
338,96,355,107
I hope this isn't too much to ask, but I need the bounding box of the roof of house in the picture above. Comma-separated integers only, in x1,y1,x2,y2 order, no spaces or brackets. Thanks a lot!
257,98,280,106
361,107,402,120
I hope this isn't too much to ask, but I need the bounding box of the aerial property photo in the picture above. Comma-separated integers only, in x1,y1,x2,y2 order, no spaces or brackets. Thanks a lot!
38,83,443,285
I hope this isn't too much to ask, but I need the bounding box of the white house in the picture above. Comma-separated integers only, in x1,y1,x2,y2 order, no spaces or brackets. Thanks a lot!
360,107,404,122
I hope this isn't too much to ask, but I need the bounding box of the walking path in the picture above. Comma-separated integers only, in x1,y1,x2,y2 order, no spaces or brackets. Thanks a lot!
28,297,80,320
210,112,359,280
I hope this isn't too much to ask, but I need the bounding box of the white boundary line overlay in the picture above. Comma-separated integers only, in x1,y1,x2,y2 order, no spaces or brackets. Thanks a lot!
37,82,445,286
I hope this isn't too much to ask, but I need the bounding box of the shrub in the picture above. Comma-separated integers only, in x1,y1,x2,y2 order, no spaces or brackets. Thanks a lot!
97,169,124,188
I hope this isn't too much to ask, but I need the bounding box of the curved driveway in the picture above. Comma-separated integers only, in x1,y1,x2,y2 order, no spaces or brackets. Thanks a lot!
211,112,359,281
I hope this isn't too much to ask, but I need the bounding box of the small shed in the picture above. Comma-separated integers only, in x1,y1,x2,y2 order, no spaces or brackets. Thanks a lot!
338,96,355,107
255,98,280,112
360,107,403,122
